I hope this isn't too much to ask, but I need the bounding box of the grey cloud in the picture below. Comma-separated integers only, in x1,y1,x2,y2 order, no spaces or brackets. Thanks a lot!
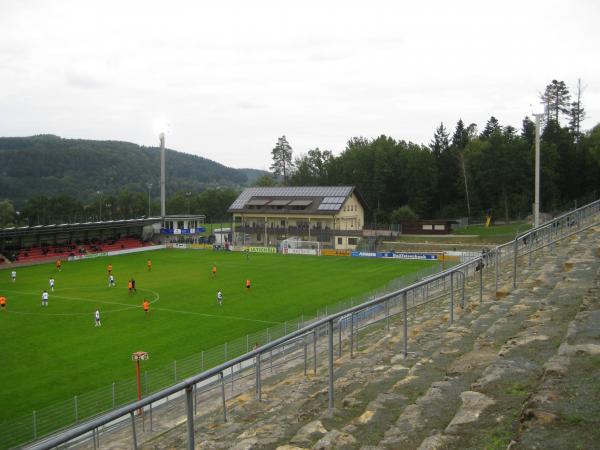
65,71,106,89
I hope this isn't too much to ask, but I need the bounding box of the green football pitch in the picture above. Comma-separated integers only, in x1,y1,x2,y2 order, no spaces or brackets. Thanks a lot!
0,249,436,421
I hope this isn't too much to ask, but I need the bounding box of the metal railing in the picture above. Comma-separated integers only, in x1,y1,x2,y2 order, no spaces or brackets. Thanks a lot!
1,260,447,450
18,199,600,450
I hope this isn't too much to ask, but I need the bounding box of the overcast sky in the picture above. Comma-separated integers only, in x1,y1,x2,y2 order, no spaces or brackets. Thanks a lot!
1,1,599,170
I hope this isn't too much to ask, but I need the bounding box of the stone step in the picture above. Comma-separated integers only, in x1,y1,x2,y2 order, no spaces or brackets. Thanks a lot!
410,231,599,450
370,236,589,449
137,231,593,450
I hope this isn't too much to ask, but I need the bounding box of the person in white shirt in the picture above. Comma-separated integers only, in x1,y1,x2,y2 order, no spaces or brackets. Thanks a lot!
95,309,101,327
217,290,223,305
108,274,115,287
11,270,16,283
41,290,49,307
49,277,55,292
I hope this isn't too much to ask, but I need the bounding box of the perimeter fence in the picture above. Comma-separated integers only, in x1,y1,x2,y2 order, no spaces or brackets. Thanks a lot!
9,198,600,450
1,253,447,449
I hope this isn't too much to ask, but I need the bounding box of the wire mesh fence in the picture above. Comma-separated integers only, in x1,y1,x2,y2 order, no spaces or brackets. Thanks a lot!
8,198,600,450
0,256,448,449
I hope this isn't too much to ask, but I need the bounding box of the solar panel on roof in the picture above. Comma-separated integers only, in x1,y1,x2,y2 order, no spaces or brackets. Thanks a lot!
229,186,353,210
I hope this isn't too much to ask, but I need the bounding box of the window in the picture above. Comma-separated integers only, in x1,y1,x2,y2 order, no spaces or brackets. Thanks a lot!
257,234,262,242
281,220,285,226
434,224,445,231
348,237,358,245
338,237,343,245
422,224,433,230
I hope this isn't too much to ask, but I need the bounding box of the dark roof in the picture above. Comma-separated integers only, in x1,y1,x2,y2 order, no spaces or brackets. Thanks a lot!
0,218,160,239
228,186,367,215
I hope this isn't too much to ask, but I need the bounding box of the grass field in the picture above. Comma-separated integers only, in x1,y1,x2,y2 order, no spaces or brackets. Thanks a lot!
0,249,436,421
451,223,532,243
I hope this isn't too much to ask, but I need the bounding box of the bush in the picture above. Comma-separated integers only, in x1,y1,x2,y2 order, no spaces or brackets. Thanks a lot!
390,205,418,222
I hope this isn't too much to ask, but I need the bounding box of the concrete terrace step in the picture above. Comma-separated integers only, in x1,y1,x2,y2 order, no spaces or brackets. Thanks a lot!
80,227,598,450
408,230,600,450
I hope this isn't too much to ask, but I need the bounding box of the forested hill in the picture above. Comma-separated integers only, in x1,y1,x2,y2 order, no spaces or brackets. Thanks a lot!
0,135,261,206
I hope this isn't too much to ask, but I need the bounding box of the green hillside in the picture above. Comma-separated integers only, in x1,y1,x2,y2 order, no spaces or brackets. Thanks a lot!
0,135,267,206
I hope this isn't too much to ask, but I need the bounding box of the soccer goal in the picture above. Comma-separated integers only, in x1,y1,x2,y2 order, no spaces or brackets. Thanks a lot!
281,237,321,256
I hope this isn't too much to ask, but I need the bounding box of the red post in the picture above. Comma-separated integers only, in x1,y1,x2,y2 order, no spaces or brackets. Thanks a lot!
136,359,142,402
132,351,148,416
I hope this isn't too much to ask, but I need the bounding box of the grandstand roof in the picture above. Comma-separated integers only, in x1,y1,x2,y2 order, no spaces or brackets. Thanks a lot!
228,186,366,215
0,217,160,239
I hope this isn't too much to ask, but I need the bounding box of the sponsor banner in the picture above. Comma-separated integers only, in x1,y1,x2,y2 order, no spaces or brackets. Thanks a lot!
351,251,438,260
107,245,165,256
68,252,107,261
67,245,165,261
191,243,212,250
321,249,351,257
247,246,277,254
161,228,205,235
168,243,189,249
382,252,438,260
285,248,318,256
351,251,378,258
168,243,213,250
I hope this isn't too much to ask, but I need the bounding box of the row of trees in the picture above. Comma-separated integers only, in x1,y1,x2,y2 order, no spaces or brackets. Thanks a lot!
1,79,596,228
267,79,599,223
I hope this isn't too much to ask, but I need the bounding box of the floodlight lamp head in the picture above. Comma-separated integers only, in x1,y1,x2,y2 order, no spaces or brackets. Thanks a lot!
152,118,171,138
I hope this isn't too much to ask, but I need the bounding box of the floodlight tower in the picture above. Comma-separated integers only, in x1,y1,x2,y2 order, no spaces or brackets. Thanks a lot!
533,113,544,227
160,132,166,221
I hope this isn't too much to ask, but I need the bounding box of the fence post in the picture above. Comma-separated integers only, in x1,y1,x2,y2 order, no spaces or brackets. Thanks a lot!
149,403,153,432
224,342,228,361
313,328,317,375
385,298,390,332
479,258,483,304
74,395,79,423
174,360,177,383
220,372,227,422
201,351,204,372
193,384,197,415
513,236,518,288
327,319,334,412
130,411,138,450
403,291,408,359
145,371,148,396
33,411,37,440
495,250,499,297
304,340,308,376
450,273,454,324
350,314,354,358
338,319,342,358
461,272,465,309
185,386,195,450
246,334,249,353
256,354,262,401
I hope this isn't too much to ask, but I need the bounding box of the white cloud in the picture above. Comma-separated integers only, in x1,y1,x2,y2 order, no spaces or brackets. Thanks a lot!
0,0,598,169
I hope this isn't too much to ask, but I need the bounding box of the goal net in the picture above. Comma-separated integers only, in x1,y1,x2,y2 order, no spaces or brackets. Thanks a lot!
280,237,321,256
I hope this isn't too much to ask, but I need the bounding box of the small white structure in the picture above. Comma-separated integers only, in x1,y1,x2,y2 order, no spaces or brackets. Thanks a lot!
213,228,231,246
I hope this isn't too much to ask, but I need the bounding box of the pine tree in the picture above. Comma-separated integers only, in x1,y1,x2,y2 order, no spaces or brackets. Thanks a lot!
270,135,294,185
568,78,586,143
540,80,571,124
481,116,501,138
430,122,449,158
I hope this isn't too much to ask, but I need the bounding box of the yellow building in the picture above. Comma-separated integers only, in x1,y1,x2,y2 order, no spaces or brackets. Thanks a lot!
228,186,366,250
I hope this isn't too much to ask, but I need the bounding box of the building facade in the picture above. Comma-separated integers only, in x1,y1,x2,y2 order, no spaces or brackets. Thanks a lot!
228,186,366,250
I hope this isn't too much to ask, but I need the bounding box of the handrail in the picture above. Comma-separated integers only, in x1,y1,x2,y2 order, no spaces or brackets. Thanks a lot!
27,198,600,450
